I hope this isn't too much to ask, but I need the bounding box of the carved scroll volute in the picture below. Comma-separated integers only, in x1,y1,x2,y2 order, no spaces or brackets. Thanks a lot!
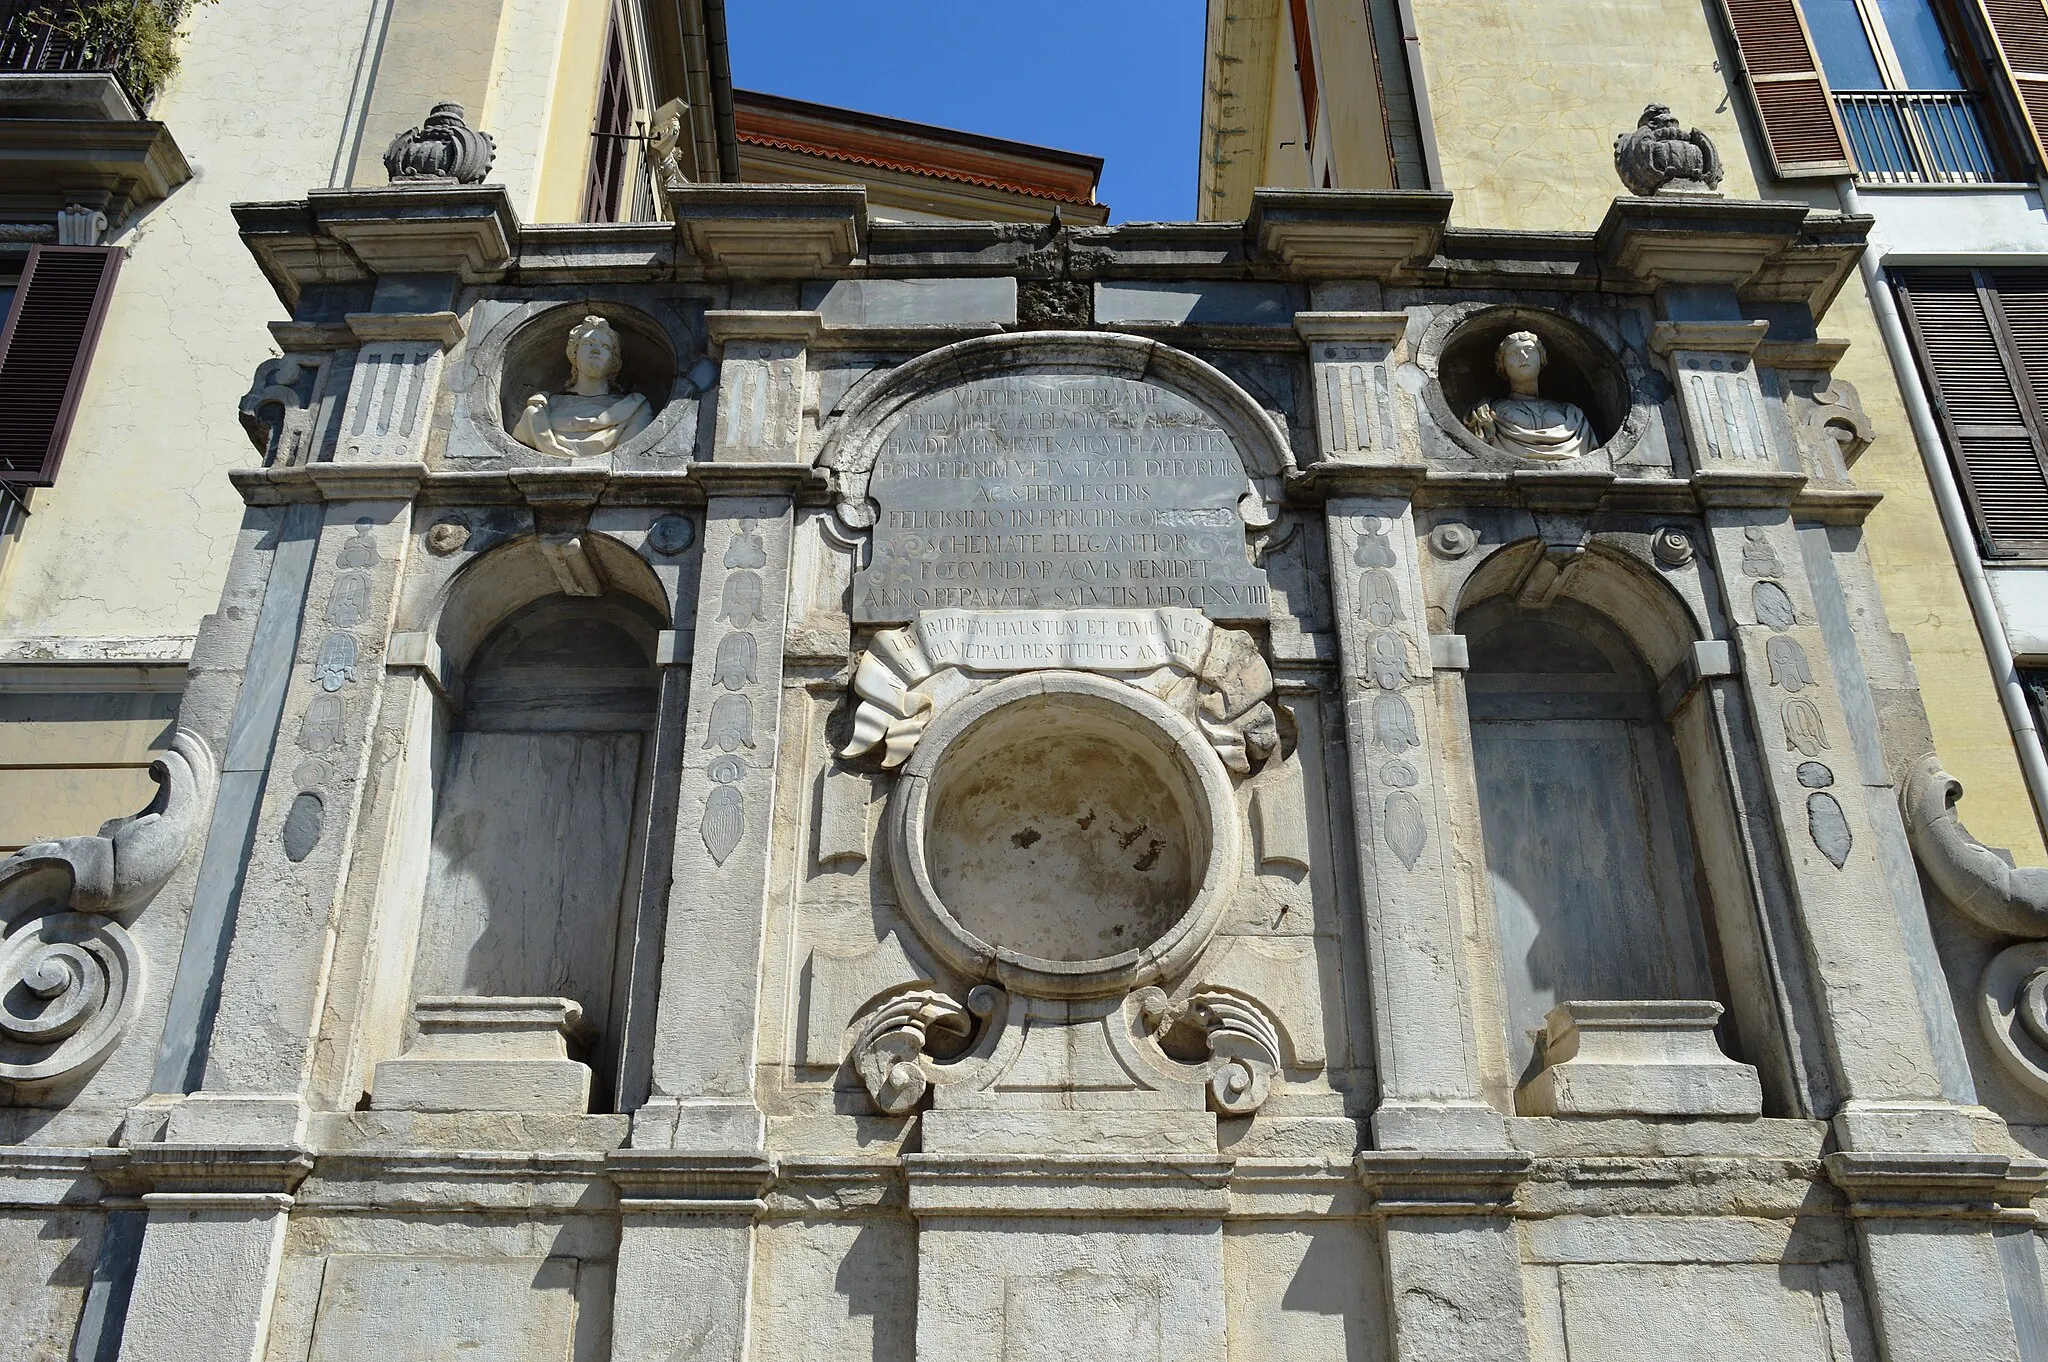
0,730,216,1086
851,985,1003,1116
1136,985,1285,1116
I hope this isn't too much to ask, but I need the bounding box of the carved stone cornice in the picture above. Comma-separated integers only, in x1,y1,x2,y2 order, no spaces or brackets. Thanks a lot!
1650,319,1771,356
1356,1150,1535,1216
692,462,834,502
1596,196,1813,291
121,1144,313,1199
1791,486,1884,524
232,463,428,505
1690,468,1808,509
671,183,868,277
0,80,190,227
345,310,465,347
1286,461,1430,502
236,187,517,309
1756,338,1854,373
1247,189,1453,281
605,1151,776,1213
704,310,825,347
1292,310,1410,345
903,1153,1235,1218
1825,1151,2048,1222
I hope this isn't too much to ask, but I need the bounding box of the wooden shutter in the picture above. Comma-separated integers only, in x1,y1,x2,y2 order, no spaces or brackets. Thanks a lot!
0,245,120,488
582,18,631,223
1288,0,1320,149
1971,0,2048,170
1896,268,2048,556
1716,0,1856,176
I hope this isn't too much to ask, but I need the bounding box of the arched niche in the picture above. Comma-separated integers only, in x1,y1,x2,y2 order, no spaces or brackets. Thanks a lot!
1417,305,1655,466
1454,542,1788,1109
395,534,674,1112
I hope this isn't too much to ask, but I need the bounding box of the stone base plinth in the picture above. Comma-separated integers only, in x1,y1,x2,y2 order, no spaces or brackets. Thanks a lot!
371,995,591,1113
1516,1000,1761,1118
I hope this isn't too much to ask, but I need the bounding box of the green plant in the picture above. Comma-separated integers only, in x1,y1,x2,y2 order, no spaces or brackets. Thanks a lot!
47,0,202,109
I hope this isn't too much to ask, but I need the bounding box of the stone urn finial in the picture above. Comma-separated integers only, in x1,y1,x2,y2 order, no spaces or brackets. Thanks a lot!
1613,103,1724,197
383,102,496,185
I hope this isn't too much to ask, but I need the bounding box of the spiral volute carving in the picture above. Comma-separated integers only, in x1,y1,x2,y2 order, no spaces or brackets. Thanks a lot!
0,914,140,1085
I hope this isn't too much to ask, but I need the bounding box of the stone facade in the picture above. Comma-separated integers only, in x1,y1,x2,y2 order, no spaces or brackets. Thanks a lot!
3,179,2044,1361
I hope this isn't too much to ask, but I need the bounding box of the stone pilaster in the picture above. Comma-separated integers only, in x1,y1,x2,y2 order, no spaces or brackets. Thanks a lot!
1359,1152,1534,1362
333,312,465,463
165,466,422,1147
113,1146,311,1362
605,1153,774,1362
1321,476,1503,1151
634,311,821,1153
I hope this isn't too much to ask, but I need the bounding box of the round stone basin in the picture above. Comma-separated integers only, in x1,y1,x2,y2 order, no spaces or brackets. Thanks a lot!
924,691,1206,964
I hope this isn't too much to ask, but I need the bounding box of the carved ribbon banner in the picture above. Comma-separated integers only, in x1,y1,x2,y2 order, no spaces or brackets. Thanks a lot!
841,607,1278,774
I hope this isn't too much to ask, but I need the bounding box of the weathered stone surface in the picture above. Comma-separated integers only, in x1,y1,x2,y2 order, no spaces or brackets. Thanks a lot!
852,372,1270,622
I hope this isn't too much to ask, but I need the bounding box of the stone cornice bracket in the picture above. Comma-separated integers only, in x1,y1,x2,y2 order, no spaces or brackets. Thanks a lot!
1595,196,1812,294
1285,461,1430,504
121,1144,314,1202
0,728,215,1086
1903,756,2048,937
231,463,428,506
1135,986,1286,1115
604,1151,777,1214
1650,319,1770,357
671,184,868,277
1246,189,1453,282
1825,1151,2048,1222
1355,1151,1535,1217
344,310,466,348
689,462,833,502
234,187,518,310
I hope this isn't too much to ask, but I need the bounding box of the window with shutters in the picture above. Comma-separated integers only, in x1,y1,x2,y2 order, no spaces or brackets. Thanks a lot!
0,245,119,489
1895,268,2048,558
582,14,633,224
1720,0,2047,180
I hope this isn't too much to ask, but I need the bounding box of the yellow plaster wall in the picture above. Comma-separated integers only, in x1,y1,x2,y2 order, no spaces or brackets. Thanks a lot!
532,0,613,222
1311,0,1396,191
1827,285,2048,860
1410,0,1759,232
348,0,508,189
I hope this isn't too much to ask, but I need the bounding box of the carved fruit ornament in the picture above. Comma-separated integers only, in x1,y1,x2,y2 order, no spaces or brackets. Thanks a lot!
384,103,497,184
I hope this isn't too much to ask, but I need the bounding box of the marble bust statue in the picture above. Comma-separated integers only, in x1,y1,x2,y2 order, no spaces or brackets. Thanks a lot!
1463,330,1597,462
512,315,654,458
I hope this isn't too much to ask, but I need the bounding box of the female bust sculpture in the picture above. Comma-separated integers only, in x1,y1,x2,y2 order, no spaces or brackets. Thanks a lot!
512,315,654,458
1464,330,1597,462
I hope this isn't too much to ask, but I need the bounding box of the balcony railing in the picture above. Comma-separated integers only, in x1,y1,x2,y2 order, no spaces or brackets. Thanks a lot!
0,0,179,108
1835,89,2010,185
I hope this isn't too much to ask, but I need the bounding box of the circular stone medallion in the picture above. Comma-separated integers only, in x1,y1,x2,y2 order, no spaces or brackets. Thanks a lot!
887,671,1239,998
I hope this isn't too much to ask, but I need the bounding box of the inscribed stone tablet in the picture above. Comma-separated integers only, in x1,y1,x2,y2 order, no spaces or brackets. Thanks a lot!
852,373,1269,623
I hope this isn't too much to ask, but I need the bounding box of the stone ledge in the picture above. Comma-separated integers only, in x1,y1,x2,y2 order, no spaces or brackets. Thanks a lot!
1825,1151,2048,1220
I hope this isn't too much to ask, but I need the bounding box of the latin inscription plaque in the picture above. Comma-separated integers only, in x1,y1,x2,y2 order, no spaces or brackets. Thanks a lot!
853,373,1269,624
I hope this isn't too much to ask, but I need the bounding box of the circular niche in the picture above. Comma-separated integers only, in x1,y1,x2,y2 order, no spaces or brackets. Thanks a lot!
497,302,678,438
888,672,1239,999
1433,307,1630,450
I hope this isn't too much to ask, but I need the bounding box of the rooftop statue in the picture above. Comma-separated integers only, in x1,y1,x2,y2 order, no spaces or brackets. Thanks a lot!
1463,330,1597,462
512,315,654,458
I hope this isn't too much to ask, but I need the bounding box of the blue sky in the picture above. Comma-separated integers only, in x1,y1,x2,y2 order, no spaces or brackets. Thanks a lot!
725,2,1205,223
